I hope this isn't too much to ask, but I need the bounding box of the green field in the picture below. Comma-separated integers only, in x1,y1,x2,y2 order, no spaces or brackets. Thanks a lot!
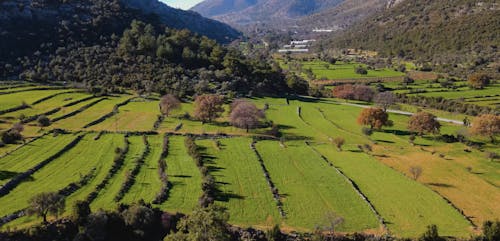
0,134,76,186
256,140,380,232
0,89,70,111
90,135,146,210
0,87,498,237
157,136,202,213
122,135,163,204
279,60,405,80
197,138,281,227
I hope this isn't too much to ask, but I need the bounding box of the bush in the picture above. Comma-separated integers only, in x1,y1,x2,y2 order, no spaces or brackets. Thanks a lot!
355,66,368,75
37,115,51,127
1,129,22,144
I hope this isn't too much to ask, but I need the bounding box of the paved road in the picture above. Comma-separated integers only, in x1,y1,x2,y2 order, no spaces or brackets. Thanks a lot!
333,101,465,125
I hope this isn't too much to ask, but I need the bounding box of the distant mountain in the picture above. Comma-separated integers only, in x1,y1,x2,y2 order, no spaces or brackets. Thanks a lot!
192,0,345,27
123,0,240,42
297,0,395,31
328,0,500,75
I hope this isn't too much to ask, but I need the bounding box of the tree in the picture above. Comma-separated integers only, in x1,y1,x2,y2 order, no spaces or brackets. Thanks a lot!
332,84,355,100
159,94,181,117
468,73,491,89
164,204,230,241
470,114,500,143
357,108,391,130
352,85,375,102
27,192,65,223
193,95,225,123
408,112,441,135
286,73,309,95
409,166,423,180
355,66,368,75
419,224,444,241
332,137,345,151
37,115,50,127
481,220,500,241
229,100,265,132
72,200,91,226
374,92,396,111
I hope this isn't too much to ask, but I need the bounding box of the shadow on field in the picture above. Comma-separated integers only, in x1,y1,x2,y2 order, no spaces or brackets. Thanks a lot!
0,170,22,180
171,175,192,178
375,139,395,144
382,129,412,136
427,182,455,188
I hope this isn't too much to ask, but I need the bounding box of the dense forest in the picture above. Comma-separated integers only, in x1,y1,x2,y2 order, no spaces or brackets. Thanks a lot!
0,0,295,97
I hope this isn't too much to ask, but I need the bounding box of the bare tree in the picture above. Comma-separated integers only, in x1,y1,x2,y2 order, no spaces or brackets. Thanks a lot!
229,100,265,132
193,94,225,123
159,94,181,117
409,166,423,180
374,92,396,111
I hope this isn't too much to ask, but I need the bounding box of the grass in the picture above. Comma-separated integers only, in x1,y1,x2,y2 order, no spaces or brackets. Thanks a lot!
51,95,132,130
197,137,281,228
0,89,71,111
0,134,76,186
3,92,93,120
90,135,146,211
0,133,122,220
60,133,123,213
255,140,380,232
89,99,159,132
157,136,201,214
122,135,163,204
279,60,404,80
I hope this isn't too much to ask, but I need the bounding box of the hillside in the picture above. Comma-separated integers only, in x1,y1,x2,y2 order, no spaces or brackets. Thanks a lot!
0,0,290,96
192,0,345,27
0,0,239,63
328,0,500,75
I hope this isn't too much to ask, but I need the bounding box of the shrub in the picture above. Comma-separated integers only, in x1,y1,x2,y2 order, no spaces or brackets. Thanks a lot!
355,66,368,75
37,115,51,127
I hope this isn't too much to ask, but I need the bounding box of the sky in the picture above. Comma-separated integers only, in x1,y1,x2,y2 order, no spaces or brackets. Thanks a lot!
160,0,204,10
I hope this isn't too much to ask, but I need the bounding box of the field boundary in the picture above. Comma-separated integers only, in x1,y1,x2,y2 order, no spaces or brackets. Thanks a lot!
51,98,108,123
153,134,170,204
306,142,388,233
0,134,85,197
251,141,286,218
114,136,150,202
312,76,405,86
0,167,97,227
82,97,137,129
85,136,129,203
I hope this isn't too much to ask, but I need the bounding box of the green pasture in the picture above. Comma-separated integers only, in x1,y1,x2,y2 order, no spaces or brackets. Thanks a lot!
313,144,472,237
0,134,76,186
4,92,93,120
0,134,122,223
255,140,379,232
90,135,146,210
90,99,159,132
197,137,281,227
51,95,132,130
122,135,163,204
0,89,71,111
158,136,201,213
279,60,404,80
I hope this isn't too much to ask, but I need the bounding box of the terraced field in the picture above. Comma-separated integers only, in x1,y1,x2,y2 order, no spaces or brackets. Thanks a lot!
158,136,201,213
255,140,380,232
279,60,404,80
0,88,498,237
197,138,281,227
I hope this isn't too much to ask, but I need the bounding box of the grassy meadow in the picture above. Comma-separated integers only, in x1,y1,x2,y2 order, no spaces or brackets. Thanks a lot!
0,85,498,238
